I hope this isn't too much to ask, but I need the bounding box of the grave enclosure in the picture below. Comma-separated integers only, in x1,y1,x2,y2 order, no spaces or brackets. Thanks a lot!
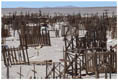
1,10,117,79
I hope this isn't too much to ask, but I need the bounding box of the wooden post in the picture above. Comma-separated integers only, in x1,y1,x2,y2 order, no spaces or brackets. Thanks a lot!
46,61,48,79
98,53,100,66
45,28,48,45
37,28,39,45
109,68,111,79
80,60,81,78
33,64,36,79
71,36,74,52
45,29,47,45
59,62,61,78
20,66,22,79
64,35,67,78
95,53,99,78
82,54,84,69
109,53,112,79
63,47,64,59
53,63,55,79
42,30,44,45
75,35,78,49
48,31,51,46
44,29,46,45
105,67,107,79
7,66,9,79
85,51,88,75
110,53,113,72
75,54,78,76
17,66,24,78
6,58,9,79
13,47,18,63
72,61,73,78
24,33,28,49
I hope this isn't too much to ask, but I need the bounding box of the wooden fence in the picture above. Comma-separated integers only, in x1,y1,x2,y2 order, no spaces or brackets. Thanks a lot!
2,46,30,66
86,52,117,73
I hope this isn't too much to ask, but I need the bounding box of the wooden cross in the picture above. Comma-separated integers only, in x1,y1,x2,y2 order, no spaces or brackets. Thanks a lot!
17,66,24,79
32,64,37,79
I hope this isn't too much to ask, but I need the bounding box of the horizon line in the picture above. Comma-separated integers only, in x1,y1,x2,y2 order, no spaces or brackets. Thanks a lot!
2,6,116,8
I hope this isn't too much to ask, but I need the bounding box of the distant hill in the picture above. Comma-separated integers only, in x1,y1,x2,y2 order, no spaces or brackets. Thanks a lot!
2,6,116,16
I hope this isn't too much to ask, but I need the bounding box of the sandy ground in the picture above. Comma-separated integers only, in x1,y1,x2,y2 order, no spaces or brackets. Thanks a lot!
1,29,117,79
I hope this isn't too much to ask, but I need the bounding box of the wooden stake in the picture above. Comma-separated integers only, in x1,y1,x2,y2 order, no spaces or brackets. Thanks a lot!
53,63,55,79
46,61,48,78
59,62,61,78
6,58,9,79
80,60,81,78
72,61,73,78
75,54,78,76
33,64,36,79
105,67,107,79
20,66,21,79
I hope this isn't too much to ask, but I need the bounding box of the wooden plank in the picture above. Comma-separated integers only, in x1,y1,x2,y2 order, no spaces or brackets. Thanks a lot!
30,60,52,65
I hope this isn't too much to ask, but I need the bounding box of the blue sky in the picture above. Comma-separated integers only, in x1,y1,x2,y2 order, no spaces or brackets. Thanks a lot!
2,1,117,8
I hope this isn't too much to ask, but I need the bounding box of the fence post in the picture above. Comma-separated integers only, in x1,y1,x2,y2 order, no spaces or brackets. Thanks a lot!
95,53,99,78
64,35,67,78
105,67,107,79
48,31,51,46
85,51,88,75
59,62,61,78
80,60,81,78
6,58,9,79
53,63,55,79
75,54,78,76
33,64,36,79
109,68,111,79
46,61,48,79
72,61,73,78
20,66,22,79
